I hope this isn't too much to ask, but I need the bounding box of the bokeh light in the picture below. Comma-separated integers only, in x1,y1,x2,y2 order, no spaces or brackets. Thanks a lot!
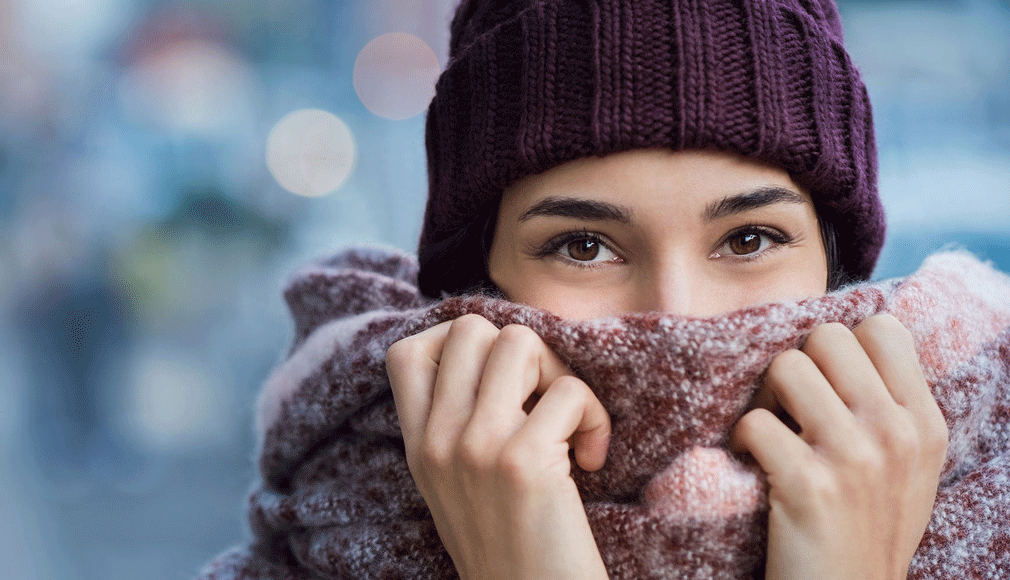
122,349,231,453
13,0,135,57
353,32,440,120
119,40,258,136
265,109,357,197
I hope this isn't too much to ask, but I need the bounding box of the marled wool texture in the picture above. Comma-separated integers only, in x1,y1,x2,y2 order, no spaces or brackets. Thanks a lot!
199,248,1010,580
420,0,884,292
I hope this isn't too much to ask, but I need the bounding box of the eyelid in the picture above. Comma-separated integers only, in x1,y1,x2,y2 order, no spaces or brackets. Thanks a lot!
531,224,793,265
531,229,623,266
712,224,794,261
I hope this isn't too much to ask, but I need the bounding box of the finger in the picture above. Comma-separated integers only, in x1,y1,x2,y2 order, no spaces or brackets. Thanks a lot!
427,315,499,444
763,349,854,443
852,316,948,455
750,379,781,415
850,314,928,408
513,375,611,473
801,322,892,411
747,380,803,434
385,321,452,444
470,324,572,430
731,407,811,480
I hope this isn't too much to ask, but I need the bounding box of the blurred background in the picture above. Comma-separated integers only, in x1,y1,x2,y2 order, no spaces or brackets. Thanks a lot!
0,0,1007,578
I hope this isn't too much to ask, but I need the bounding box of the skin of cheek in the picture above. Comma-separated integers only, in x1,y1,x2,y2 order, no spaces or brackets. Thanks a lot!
511,276,637,320
709,258,830,315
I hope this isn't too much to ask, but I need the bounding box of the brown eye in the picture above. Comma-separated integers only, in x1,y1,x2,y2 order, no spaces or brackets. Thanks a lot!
729,232,762,255
712,227,792,262
566,238,600,261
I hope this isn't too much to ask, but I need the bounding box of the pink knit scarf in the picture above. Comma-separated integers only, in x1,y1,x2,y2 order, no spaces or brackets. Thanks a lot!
199,248,1010,580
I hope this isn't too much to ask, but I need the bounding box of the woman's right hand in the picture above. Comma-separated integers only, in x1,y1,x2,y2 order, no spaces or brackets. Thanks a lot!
385,314,612,580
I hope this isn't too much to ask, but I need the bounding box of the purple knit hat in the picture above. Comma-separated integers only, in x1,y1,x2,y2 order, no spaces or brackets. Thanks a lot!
418,0,884,297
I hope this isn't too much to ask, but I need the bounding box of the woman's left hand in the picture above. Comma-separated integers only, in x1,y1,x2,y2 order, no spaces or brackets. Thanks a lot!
731,314,949,580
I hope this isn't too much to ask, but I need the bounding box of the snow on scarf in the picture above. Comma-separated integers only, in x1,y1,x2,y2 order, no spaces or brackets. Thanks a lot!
198,247,1010,580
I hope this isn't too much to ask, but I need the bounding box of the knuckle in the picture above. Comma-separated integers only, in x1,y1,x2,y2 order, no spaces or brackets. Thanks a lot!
803,323,852,349
846,442,885,476
768,348,808,377
809,476,843,506
736,407,772,438
456,425,505,473
449,313,495,336
870,312,902,329
787,460,838,502
882,419,921,458
860,313,913,344
420,437,454,472
497,441,538,488
497,324,540,349
802,323,853,358
550,375,588,402
804,473,839,503
496,325,545,369
385,336,422,368
806,322,851,347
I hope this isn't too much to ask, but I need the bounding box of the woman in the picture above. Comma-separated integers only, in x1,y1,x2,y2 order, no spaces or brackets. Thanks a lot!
389,152,945,580
200,1,1010,579
387,1,944,578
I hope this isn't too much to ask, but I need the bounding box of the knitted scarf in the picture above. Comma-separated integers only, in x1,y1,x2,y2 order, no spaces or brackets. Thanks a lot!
198,248,1010,580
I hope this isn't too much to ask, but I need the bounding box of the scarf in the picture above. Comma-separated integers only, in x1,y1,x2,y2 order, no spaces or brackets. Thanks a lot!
198,247,1010,580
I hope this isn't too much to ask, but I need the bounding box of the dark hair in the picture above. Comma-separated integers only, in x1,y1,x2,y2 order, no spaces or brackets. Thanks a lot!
417,198,502,298
418,198,852,298
818,215,853,292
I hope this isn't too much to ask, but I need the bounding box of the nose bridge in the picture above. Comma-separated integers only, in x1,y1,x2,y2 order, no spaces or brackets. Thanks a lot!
643,255,696,316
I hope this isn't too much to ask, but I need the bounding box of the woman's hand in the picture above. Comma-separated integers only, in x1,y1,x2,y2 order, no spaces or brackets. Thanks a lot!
385,314,612,580
731,314,949,580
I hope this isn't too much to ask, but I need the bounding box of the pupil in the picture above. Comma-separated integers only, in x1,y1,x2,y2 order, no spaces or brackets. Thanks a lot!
568,239,599,261
731,233,761,254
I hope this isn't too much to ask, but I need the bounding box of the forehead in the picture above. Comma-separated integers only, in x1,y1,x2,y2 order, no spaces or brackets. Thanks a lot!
501,148,812,216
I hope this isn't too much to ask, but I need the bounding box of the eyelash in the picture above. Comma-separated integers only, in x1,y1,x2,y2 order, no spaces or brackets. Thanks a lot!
532,225,796,267
716,224,796,263
531,230,617,268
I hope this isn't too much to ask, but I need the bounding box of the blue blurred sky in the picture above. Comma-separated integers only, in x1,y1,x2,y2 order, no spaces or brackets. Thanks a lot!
0,1,1007,579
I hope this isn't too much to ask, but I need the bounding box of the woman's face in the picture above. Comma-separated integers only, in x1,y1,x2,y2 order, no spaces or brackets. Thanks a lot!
488,148,829,320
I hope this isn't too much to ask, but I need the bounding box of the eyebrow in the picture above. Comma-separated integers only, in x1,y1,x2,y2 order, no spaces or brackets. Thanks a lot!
517,186,807,224
518,196,632,223
702,186,807,221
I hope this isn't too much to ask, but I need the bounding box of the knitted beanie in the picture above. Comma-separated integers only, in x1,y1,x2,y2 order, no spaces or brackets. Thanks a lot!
418,0,884,298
